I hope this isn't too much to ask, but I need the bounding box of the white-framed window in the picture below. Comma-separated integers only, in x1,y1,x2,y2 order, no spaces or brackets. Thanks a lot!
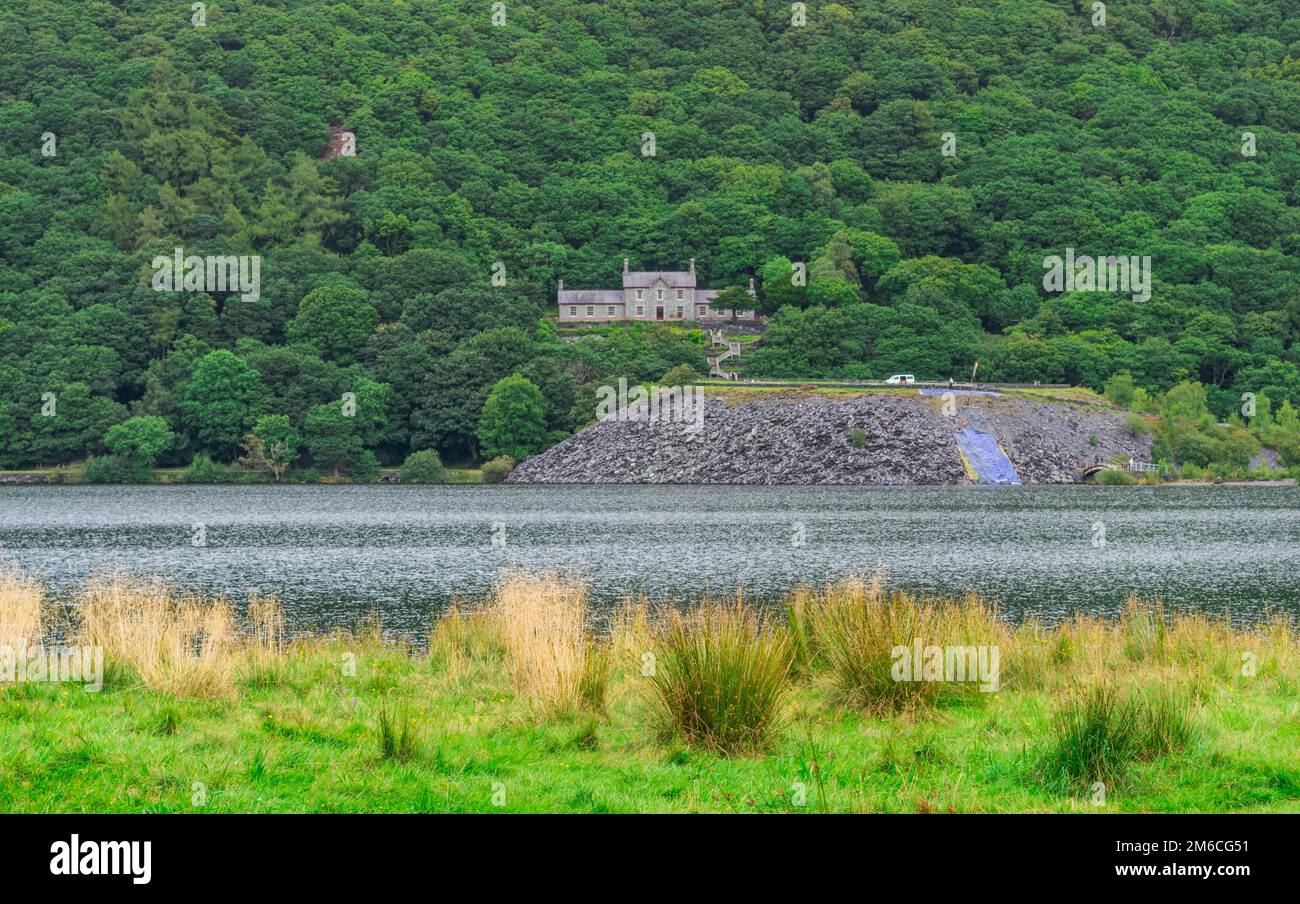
607,306,616,316
656,288,664,301
636,289,643,300
675,306,683,317
635,305,644,316
697,305,707,316
568,306,577,316
586,306,594,316
676,288,684,300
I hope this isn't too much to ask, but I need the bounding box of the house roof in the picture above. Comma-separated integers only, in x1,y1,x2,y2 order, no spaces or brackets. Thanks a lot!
623,271,696,289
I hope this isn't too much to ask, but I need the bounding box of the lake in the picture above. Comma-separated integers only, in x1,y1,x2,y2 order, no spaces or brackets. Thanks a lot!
1,484,1297,636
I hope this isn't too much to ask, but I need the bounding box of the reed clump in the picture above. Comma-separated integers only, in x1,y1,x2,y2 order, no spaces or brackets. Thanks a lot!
239,594,288,688
1046,681,1197,785
0,568,43,651
76,576,236,698
480,573,610,715
645,600,792,756
798,576,1006,713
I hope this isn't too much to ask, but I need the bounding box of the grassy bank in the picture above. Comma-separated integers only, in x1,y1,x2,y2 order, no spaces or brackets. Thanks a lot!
1,572,1296,813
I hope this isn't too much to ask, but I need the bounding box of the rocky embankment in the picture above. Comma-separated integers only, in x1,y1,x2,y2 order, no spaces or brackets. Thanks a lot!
508,392,1150,485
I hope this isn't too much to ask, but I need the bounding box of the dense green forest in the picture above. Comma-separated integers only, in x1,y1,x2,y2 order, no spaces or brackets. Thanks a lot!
2,0,1300,475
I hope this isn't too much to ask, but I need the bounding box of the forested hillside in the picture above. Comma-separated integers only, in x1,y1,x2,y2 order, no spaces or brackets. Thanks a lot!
2,0,1300,474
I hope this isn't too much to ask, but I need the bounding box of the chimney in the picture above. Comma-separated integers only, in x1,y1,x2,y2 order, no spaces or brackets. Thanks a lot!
557,278,563,293
747,277,756,296
689,257,696,275
623,258,629,274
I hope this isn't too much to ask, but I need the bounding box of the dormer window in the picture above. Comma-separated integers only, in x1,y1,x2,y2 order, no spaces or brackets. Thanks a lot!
656,288,664,301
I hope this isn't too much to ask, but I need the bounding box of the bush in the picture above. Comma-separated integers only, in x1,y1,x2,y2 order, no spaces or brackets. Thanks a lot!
400,449,446,484
83,454,150,484
1124,412,1149,438
182,453,245,483
1094,467,1136,485
480,455,515,483
647,603,792,755
660,363,702,386
1102,372,1136,408
849,427,867,448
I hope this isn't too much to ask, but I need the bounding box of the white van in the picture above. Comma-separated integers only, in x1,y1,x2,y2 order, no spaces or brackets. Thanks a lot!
885,374,916,385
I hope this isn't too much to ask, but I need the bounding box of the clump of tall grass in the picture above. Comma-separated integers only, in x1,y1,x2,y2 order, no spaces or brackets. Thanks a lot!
1046,682,1197,785
0,568,43,651
1121,596,1167,663
77,577,235,698
377,694,419,762
482,573,609,715
785,587,819,676
803,576,1005,713
239,594,288,688
646,601,792,756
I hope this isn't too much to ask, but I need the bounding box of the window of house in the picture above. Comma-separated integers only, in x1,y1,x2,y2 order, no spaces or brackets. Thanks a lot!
636,289,643,300
635,305,644,316
676,289,684,300
697,305,706,316
608,306,616,316
656,288,664,301
675,306,683,317
568,306,576,316
586,306,594,316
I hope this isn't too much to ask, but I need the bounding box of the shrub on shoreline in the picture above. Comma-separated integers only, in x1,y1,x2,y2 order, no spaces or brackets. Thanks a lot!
480,455,515,483
399,449,446,484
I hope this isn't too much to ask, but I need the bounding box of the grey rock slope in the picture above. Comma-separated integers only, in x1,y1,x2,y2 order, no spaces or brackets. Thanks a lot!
508,392,1150,485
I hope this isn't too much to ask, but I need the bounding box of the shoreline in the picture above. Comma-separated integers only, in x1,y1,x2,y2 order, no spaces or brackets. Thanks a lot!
2,472,1293,487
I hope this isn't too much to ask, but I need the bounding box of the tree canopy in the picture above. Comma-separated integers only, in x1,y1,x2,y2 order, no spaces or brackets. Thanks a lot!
2,0,1300,472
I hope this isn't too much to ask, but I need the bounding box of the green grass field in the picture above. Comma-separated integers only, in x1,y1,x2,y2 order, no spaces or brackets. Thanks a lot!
2,574,1296,814
3,639,1296,813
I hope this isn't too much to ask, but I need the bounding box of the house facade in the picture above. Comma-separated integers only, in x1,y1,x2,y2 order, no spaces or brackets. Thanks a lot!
557,259,755,323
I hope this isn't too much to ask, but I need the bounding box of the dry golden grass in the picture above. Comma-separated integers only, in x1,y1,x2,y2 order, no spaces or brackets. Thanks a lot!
478,572,609,715
76,576,236,699
0,568,43,651
239,594,287,687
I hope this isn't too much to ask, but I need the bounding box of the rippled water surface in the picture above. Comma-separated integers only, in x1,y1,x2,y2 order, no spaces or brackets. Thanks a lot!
1,484,1297,635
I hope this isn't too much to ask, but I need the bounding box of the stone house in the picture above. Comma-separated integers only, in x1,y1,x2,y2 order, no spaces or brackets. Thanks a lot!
557,259,756,323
